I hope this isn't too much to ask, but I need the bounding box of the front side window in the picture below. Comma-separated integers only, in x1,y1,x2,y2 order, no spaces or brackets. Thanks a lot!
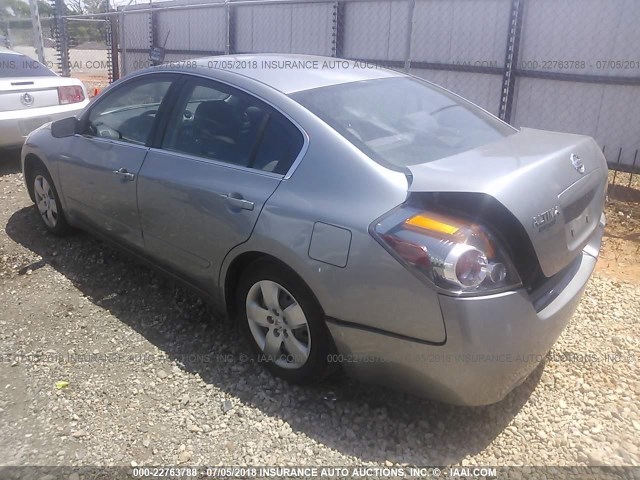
162,80,303,175
291,77,516,169
86,77,172,145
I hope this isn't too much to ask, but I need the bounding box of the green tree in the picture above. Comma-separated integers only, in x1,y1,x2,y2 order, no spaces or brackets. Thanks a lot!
65,0,83,14
0,0,31,18
38,0,53,16
84,0,108,13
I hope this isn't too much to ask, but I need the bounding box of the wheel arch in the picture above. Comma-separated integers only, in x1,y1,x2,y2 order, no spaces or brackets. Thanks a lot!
23,153,48,203
223,250,326,322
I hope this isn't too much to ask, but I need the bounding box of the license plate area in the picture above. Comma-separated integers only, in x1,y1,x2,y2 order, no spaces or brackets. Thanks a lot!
559,171,603,251
565,206,595,250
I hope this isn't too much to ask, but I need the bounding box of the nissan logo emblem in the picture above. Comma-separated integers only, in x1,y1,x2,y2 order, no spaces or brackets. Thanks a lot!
570,153,585,174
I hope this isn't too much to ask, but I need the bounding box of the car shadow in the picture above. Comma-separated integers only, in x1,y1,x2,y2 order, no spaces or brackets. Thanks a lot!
0,148,22,176
5,205,541,465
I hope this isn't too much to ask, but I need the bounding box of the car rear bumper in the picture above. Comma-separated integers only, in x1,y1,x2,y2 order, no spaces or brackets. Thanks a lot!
327,216,604,406
0,101,88,148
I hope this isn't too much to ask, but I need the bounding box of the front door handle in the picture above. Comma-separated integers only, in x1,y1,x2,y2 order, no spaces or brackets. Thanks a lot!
221,193,254,211
113,167,135,181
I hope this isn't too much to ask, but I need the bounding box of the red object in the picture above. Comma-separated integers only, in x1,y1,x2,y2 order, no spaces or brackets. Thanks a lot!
380,233,431,269
58,85,85,105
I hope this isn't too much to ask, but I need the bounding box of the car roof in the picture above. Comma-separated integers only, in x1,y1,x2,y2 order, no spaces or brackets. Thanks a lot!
158,54,404,94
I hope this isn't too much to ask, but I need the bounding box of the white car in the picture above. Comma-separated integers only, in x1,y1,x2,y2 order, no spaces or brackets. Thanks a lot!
0,49,89,148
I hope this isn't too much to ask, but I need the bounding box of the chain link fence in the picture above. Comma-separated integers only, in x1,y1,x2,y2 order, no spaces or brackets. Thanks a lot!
109,0,640,173
2,16,54,59
65,17,115,84
19,0,640,179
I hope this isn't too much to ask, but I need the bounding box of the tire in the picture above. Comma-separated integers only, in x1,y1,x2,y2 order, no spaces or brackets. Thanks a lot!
30,165,71,236
236,258,333,384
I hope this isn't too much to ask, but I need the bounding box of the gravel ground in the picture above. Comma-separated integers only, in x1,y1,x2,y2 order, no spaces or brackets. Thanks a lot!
0,150,639,469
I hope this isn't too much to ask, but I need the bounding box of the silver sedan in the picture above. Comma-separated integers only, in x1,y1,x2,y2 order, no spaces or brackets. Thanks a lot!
21,54,607,405
1,49,89,148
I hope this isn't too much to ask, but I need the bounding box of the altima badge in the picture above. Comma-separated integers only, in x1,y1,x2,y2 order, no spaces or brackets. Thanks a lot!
570,153,585,174
533,206,560,232
20,92,34,106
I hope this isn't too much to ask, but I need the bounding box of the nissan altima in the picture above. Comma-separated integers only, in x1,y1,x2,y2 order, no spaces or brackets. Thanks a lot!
21,54,607,405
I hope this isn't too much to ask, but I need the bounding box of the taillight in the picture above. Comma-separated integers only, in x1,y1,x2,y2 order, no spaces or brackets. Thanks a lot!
58,85,85,105
371,207,521,295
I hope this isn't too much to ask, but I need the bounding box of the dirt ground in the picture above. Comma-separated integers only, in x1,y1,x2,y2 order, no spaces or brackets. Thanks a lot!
598,172,640,283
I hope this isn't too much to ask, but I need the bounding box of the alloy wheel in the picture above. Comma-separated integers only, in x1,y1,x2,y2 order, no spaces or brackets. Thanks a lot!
34,174,58,229
245,280,311,369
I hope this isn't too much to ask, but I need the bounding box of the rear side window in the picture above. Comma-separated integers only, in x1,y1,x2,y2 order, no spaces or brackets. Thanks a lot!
252,111,304,174
162,79,303,175
0,53,55,77
291,77,515,169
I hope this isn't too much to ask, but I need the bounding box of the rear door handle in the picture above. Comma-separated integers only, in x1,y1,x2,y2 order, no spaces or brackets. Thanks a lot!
221,193,254,211
113,167,135,181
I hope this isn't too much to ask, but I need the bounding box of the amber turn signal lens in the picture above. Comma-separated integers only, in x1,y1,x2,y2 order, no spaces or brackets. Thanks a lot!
404,214,460,235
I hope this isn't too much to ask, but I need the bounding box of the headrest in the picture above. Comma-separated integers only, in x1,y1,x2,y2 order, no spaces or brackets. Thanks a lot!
194,101,234,132
244,106,266,124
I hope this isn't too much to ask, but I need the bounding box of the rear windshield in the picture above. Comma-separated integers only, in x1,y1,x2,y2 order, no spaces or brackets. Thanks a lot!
0,53,56,78
291,77,516,168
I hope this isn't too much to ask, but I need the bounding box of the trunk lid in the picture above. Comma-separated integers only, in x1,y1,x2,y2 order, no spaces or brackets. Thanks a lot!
407,128,607,278
0,76,72,112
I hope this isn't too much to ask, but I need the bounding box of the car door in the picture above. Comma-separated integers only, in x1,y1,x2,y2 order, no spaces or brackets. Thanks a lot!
137,76,305,291
57,73,177,249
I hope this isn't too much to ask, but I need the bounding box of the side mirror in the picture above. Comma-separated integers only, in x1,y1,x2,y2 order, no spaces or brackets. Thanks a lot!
51,116,79,138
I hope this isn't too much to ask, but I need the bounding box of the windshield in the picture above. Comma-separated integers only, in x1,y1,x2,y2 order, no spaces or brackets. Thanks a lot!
291,77,516,168
0,53,56,78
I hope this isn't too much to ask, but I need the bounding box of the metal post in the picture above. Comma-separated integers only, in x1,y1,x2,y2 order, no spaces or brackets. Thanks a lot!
150,0,158,53
628,150,638,188
612,148,622,186
104,0,118,82
330,1,337,57
119,10,127,76
334,0,344,58
498,0,524,123
29,0,46,64
403,0,415,72
109,15,120,81
60,16,70,76
53,0,70,76
225,0,231,55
